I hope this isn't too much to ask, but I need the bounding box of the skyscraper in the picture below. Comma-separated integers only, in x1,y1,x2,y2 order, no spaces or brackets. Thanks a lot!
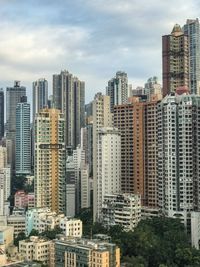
34,108,66,213
73,145,90,213
106,71,128,112
162,24,189,96
6,81,26,169
144,77,162,100
144,96,160,208
15,96,31,175
113,98,145,197
32,78,48,122
0,89,4,140
114,96,160,207
157,90,200,217
184,19,200,95
53,70,85,148
0,145,11,216
96,127,121,220
92,93,113,221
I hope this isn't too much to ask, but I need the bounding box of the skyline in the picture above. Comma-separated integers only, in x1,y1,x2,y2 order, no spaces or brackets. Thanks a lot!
0,0,200,102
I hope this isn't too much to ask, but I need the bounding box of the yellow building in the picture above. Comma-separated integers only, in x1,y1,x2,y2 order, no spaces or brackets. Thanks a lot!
53,236,120,267
34,109,65,213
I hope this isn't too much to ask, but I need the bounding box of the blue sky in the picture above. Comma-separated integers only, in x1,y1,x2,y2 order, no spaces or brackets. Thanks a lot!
0,0,199,102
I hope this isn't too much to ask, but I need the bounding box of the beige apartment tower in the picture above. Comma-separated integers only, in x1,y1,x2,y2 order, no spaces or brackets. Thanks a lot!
162,24,189,96
34,108,65,213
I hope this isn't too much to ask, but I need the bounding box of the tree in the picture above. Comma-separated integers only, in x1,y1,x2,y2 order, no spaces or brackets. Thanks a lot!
29,229,40,237
40,226,62,240
14,232,26,246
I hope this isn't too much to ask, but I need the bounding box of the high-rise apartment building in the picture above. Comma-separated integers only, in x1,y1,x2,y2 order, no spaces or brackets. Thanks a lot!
157,91,200,217
114,96,160,207
6,81,26,169
96,127,121,220
113,98,145,197
106,71,128,112
32,78,48,122
66,156,76,217
144,96,160,208
144,77,162,100
0,146,7,169
0,146,11,216
162,24,189,96
0,89,4,140
73,145,90,213
53,70,85,148
184,19,200,95
0,168,11,215
34,108,66,214
15,96,31,175
92,93,113,221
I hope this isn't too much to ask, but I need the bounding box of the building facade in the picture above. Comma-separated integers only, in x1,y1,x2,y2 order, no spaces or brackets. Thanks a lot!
34,109,66,213
106,71,128,112
184,19,200,95
59,218,82,238
0,89,4,140
162,24,189,96
32,78,48,122
96,128,121,220
102,193,141,231
15,96,31,175
92,93,113,221
144,77,162,100
6,81,26,169
54,237,120,267
113,98,145,198
19,236,52,265
53,70,85,148
157,92,200,217
14,191,35,209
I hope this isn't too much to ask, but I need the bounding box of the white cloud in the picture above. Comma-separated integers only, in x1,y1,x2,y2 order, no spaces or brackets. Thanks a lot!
0,0,200,102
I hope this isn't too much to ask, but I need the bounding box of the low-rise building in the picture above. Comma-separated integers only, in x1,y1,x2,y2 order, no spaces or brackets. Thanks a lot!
0,212,26,238
141,206,160,219
25,208,82,238
59,217,82,237
25,208,64,236
102,193,141,231
7,215,26,237
19,236,52,265
53,237,120,267
15,191,35,209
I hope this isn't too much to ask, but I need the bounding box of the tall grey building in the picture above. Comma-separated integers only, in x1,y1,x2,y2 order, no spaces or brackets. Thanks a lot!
53,70,85,148
6,81,26,169
0,89,4,140
32,78,48,121
106,71,128,112
32,78,48,170
157,90,200,218
184,19,200,94
15,96,31,175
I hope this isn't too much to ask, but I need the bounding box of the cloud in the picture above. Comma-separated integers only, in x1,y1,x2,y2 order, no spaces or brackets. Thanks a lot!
0,0,199,102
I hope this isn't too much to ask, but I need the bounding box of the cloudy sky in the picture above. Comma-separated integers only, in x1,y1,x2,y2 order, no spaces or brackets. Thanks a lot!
0,0,199,102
